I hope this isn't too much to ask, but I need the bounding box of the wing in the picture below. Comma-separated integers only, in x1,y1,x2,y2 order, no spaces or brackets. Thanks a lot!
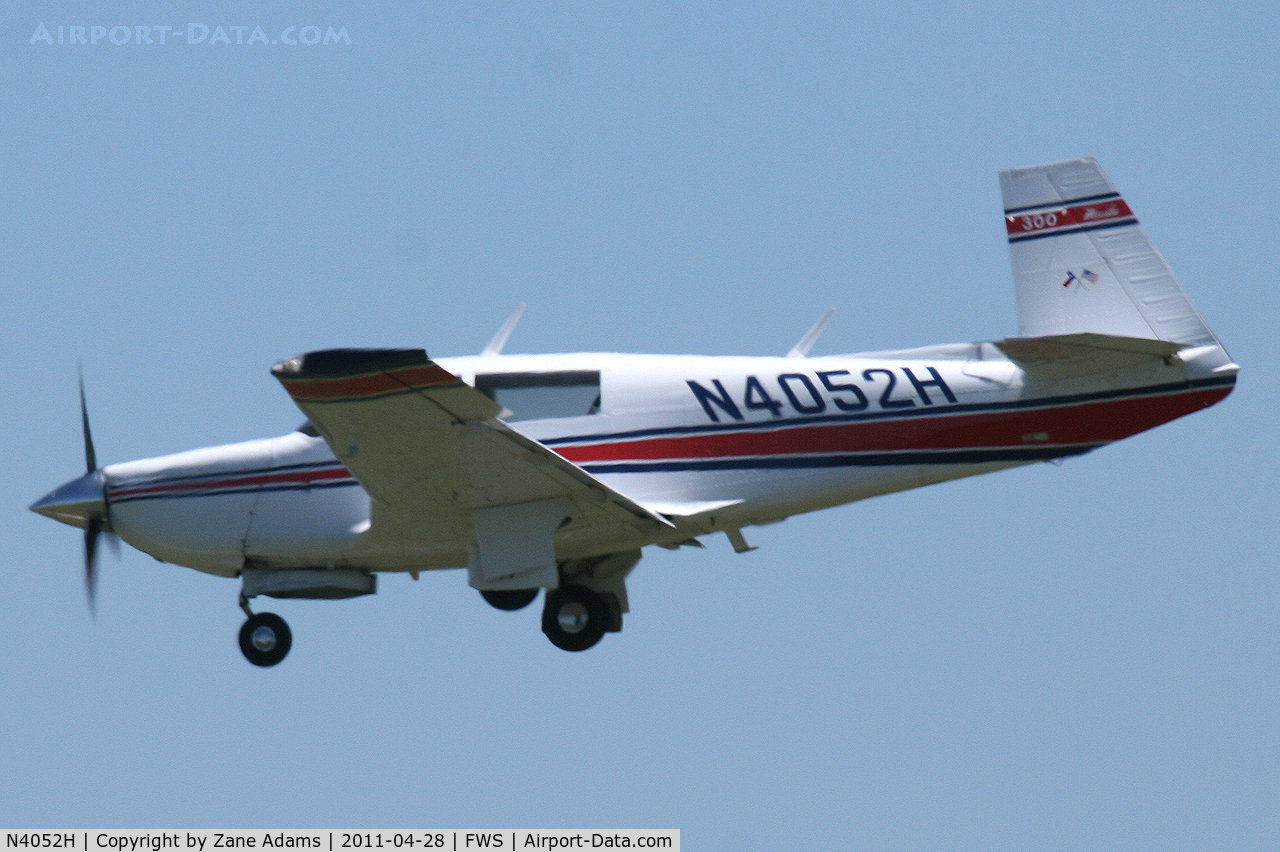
272,348,672,587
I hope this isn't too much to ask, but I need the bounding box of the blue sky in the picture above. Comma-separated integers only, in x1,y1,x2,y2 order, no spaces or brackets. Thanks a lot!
3,2,1277,848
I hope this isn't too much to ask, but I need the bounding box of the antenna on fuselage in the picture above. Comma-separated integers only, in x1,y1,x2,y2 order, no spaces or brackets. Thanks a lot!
482,303,526,356
786,308,835,358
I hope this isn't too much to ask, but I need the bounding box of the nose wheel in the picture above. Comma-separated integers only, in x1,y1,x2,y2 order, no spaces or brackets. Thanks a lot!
238,611,292,667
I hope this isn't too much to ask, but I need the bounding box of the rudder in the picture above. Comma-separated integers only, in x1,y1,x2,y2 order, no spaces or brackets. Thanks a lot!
1000,159,1220,348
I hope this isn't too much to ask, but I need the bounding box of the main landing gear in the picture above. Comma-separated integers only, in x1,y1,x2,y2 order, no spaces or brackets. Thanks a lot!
478,583,617,652
541,585,610,652
481,552,639,652
479,587,540,611
238,595,292,667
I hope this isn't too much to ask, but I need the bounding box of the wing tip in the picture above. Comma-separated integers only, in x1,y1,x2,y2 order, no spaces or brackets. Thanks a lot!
272,348,430,379
273,348,463,403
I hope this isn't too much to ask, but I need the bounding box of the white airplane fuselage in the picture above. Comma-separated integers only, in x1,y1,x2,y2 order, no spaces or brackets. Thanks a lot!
99,343,1235,578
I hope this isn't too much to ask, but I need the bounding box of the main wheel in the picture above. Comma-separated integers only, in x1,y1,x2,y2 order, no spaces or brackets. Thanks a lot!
541,585,609,652
238,612,292,667
480,588,540,611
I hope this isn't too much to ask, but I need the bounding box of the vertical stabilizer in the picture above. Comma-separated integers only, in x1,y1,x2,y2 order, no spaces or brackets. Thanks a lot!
1000,159,1219,347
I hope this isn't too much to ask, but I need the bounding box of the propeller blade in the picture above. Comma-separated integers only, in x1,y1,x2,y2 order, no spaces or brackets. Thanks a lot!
76,369,111,615
79,368,97,474
84,514,102,615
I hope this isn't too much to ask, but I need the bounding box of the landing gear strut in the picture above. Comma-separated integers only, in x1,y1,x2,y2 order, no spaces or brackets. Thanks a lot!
238,594,292,667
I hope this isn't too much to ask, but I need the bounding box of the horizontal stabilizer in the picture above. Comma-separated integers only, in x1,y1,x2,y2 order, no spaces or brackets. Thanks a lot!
998,332,1186,360
996,332,1186,379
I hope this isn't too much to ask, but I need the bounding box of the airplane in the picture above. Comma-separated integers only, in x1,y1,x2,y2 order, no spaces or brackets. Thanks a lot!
31,158,1238,666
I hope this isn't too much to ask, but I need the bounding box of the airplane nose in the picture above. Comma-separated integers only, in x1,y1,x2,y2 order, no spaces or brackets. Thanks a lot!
30,471,107,529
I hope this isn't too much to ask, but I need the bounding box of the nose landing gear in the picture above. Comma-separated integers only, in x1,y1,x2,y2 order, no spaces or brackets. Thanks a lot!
238,594,292,667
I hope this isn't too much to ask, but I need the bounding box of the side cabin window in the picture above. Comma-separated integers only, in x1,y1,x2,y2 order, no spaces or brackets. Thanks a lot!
474,371,601,422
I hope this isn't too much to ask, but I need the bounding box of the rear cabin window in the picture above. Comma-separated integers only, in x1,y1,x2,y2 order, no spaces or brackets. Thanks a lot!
474,371,601,422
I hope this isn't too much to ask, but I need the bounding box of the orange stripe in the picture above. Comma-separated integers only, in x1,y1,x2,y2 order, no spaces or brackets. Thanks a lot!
280,363,460,401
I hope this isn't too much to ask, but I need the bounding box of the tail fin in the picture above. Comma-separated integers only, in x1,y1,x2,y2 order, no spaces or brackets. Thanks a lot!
1000,158,1220,348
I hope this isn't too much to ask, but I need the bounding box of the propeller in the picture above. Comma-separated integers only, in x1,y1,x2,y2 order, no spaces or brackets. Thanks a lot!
78,369,117,614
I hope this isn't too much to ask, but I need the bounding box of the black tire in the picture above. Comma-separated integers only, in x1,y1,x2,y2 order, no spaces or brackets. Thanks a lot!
541,585,608,652
480,588,540,611
238,612,292,667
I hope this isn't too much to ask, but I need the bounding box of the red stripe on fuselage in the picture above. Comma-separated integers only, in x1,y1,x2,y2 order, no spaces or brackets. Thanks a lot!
111,465,353,500
555,384,1231,464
